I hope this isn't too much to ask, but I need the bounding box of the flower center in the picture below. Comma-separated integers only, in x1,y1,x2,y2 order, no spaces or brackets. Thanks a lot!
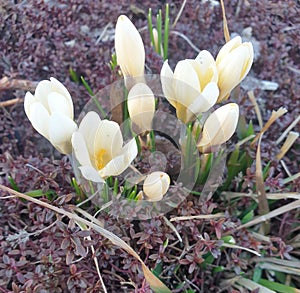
95,148,108,170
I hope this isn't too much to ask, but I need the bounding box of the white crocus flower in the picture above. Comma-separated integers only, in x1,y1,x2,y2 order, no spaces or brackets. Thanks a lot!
197,103,239,152
216,36,254,102
24,77,77,154
72,111,138,182
115,15,145,88
127,83,155,133
143,171,170,201
161,50,219,123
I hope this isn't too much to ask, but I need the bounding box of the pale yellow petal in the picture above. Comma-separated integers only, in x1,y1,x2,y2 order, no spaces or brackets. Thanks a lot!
143,171,170,201
127,83,155,132
72,132,93,167
94,120,123,169
78,111,101,160
50,77,74,119
34,80,53,111
27,102,50,139
193,50,218,87
79,165,104,183
173,60,200,108
99,138,137,178
47,92,72,117
187,82,219,120
48,113,78,154
198,103,239,147
160,60,176,107
216,35,242,65
115,15,145,77
217,45,252,101
24,91,36,118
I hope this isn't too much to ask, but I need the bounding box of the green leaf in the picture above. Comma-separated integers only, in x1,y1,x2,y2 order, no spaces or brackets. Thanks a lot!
69,67,80,83
163,4,169,60
252,267,262,282
152,261,163,277
8,176,19,191
156,10,162,56
221,235,235,244
81,76,107,118
109,53,117,71
148,8,155,49
258,278,300,293
241,210,254,224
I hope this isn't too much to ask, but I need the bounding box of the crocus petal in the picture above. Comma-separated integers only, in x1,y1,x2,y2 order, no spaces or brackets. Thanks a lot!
99,138,137,178
216,36,254,102
27,102,50,139
72,132,93,167
33,78,74,117
48,113,78,154
143,171,170,201
49,77,73,106
239,42,254,80
216,36,242,65
115,15,145,78
127,83,155,132
78,111,101,159
173,60,201,108
24,91,36,118
34,80,53,111
193,50,218,86
47,92,73,117
160,60,176,107
94,120,123,161
200,82,219,110
186,82,219,122
217,46,251,100
198,103,239,148
79,165,104,183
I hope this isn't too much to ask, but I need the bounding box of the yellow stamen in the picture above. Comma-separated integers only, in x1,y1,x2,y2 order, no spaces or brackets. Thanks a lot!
95,148,108,170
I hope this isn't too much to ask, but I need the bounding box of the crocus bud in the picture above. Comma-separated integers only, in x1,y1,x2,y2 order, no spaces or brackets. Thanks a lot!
127,83,155,133
115,15,145,88
197,103,239,151
152,28,163,55
24,77,77,154
143,171,170,201
216,36,254,102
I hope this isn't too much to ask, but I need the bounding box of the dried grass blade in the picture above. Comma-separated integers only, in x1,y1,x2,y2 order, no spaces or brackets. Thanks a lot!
222,243,261,256
277,131,299,160
258,262,300,276
248,90,263,129
252,257,300,268
220,0,230,42
222,191,300,201
236,199,300,230
235,277,276,293
251,107,287,147
170,212,225,222
256,134,270,234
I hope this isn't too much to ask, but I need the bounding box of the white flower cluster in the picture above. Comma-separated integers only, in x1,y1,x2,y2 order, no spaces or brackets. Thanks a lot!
24,14,254,202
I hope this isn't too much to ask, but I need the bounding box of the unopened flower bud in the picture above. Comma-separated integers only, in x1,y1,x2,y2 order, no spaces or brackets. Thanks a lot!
143,171,170,201
198,103,239,151
216,36,254,102
115,15,145,88
24,77,77,154
127,83,155,133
